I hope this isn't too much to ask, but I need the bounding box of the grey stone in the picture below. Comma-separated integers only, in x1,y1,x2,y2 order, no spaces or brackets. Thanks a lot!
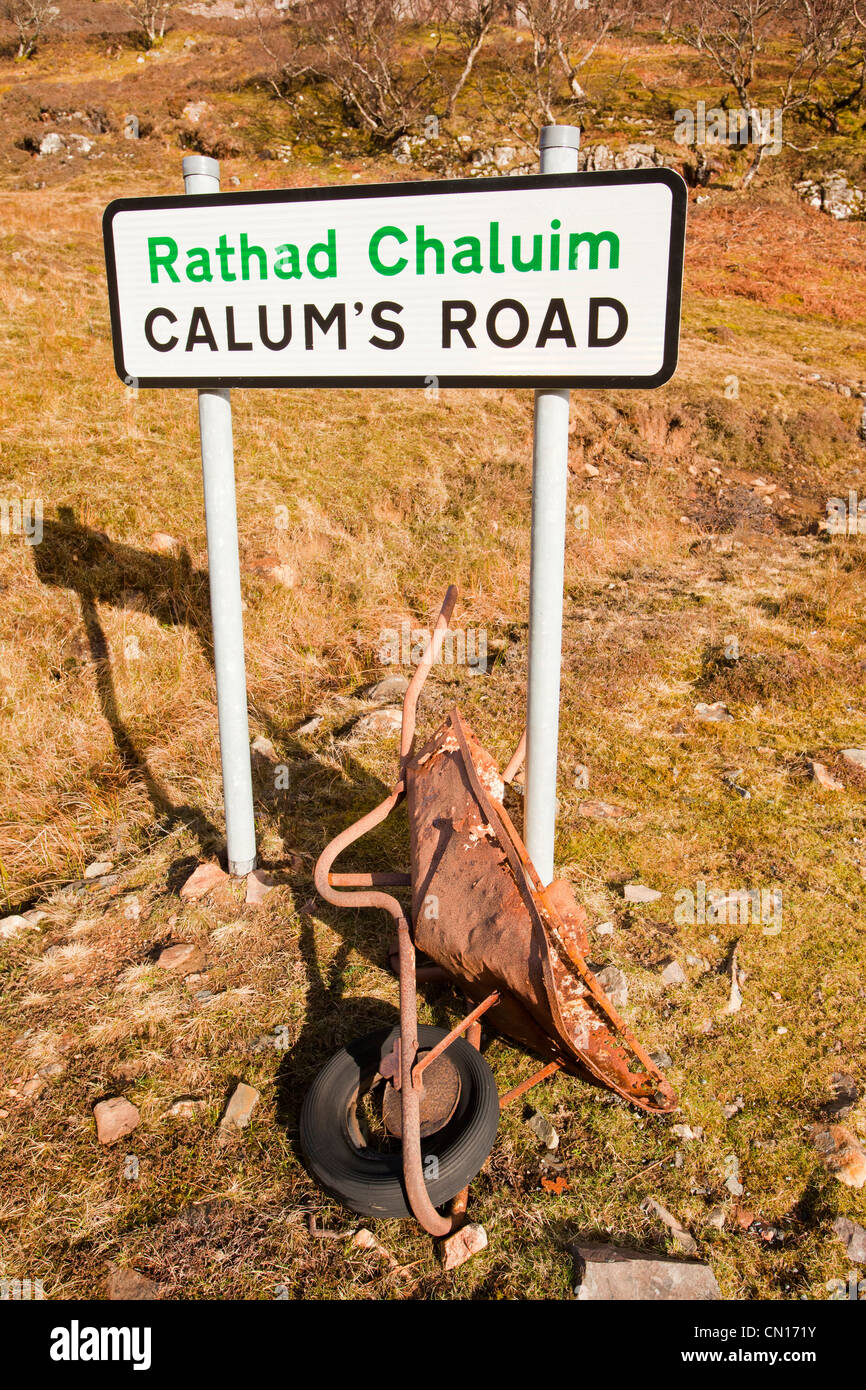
346,707,402,740
357,674,409,704
593,964,628,1010
641,1197,698,1255
84,859,113,879
694,701,733,722
526,1109,559,1151
624,883,661,904
650,1048,673,1069
660,958,687,987
833,1216,866,1263
572,1243,720,1300
0,914,31,940
794,171,865,220
841,748,866,771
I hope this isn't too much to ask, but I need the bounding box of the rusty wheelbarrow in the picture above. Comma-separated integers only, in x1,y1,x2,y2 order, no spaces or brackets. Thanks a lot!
300,587,676,1238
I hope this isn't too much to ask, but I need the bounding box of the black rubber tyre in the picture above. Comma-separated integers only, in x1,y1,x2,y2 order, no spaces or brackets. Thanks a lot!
299,1026,500,1219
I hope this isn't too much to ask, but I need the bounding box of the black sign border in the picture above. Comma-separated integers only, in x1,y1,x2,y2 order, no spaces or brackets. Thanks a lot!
103,168,687,390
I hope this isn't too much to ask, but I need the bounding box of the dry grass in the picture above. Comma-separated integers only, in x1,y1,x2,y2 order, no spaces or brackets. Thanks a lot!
0,15,865,1302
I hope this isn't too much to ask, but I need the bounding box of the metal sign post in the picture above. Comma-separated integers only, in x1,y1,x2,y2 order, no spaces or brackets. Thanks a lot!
182,155,256,877
524,125,581,888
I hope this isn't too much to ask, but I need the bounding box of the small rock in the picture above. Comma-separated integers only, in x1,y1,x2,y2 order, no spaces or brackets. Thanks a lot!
694,701,733,722
812,1124,866,1188
296,715,323,735
725,1173,744,1196
595,920,614,936
39,132,64,156
832,1216,866,1263
672,1123,703,1140
157,942,205,973
352,1227,402,1269
624,883,662,904
593,964,628,1010
659,958,687,987
84,860,113,880
165,1096,207,1119
107,1268,160,1300
0,914,31,940
526,1109,559,1151
149,532,179,554
94,1097,140,1145
182,100,209,125
583,462,600,477
217,1082,260,1144
808,760,843,790
722,1095,744,1119
706,1206,726,1230
578,800,631,819
347,707,403,740
357,674,409,704
572,1243,720,1300
250,735,277,765
841,748,866,772
123,896,141,921
245,868,276,906
179,861,228,901
641,1197,698,1255
439,1221,488,1270
650,1049,673,1069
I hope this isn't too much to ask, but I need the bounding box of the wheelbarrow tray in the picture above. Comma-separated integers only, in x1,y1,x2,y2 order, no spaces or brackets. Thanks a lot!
407,707,676,1115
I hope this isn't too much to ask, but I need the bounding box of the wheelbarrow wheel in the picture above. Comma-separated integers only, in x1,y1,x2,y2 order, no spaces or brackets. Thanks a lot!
300,1025,499,1219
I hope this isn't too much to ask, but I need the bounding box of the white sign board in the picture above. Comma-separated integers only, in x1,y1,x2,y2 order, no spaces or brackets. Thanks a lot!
104,170,686,390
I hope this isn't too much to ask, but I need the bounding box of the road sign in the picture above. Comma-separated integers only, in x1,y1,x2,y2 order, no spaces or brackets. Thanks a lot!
103,169,687,391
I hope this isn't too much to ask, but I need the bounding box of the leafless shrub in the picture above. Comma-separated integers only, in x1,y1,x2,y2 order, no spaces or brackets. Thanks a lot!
257,0,446,145
478,0,638,152
671,0,857,184
125,0,174,46
1,0,59,59
440,1,504,118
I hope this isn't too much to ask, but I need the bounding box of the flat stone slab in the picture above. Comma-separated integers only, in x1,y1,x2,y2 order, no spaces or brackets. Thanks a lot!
572,1242,721,1300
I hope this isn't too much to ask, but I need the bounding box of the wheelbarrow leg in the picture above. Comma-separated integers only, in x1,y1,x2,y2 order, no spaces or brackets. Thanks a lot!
449,1016,483,1220
394,911,455,1238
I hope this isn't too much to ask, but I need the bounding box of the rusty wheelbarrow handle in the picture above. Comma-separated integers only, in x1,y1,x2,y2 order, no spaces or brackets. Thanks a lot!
313,587,461,1239
400,583,458,769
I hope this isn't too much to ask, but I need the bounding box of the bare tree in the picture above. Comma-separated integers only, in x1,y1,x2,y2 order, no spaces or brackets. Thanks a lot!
807,0,866,130
125,0,174,45
440,0,504,118
258,0,444,143
554,0,637,101
671,0,856,185
2,0,59,58
479,0,636,148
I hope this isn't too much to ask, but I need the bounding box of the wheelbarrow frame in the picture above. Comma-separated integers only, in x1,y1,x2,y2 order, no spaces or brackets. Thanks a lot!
314,587,672,1237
